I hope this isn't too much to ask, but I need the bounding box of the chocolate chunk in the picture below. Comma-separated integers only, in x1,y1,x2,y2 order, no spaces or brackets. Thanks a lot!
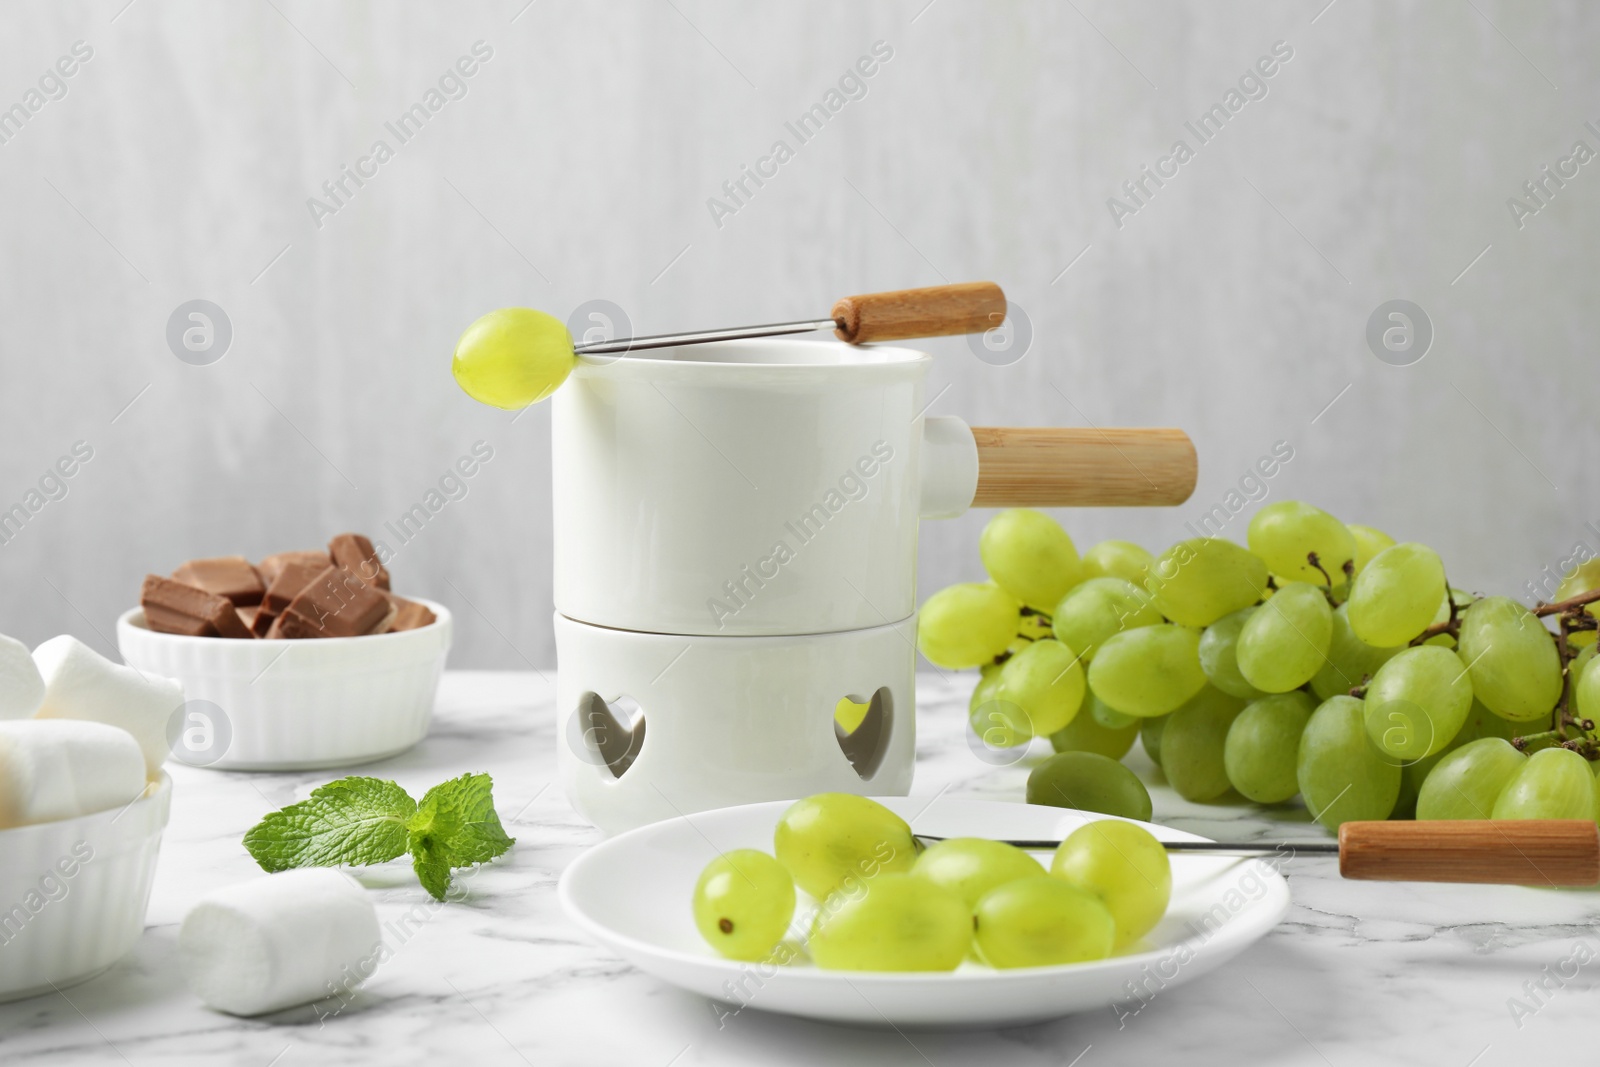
171,556,264,607
142,574,254,639
258,550,332,587
144,603,217,637
386,595,437,632
263,559,326,614
251,608,277,637
276,567,395,639
328,533,389,590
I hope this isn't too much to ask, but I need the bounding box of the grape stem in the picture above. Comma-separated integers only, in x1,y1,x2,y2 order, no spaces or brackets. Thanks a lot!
1531,586,1600,617
1511,730,1561,753
1304,552,1344,607
1305,552,1335,587
1554,612,1576,739
1411,620,1460,644
1512,731,1600,759
1533,588,1600,746
1408,584,1468,645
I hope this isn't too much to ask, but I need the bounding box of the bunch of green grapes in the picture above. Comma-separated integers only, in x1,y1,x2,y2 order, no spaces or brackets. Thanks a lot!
691,794,1172,971
919,502,1600,834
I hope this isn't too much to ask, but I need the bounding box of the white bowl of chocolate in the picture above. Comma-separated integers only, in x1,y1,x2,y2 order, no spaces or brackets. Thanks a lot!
116,534,451,771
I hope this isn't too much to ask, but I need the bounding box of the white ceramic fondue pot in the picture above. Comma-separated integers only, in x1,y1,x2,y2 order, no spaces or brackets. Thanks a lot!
553,340,978,637
552,340,1196,637
549,290,1197,834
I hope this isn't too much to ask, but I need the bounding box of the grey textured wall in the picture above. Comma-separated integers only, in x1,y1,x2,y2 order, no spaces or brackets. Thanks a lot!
1,1,1595,667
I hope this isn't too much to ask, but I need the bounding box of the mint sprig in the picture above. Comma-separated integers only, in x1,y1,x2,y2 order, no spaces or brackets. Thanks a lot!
242,773,515,900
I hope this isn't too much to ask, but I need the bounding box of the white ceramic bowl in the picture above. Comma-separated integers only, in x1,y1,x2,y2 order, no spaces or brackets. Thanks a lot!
0,775,172,1003
117,602,451,771
559,796,1291,1028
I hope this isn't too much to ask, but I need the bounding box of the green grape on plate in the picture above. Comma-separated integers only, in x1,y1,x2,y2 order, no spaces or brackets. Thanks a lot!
911,838,1043,909
773,793,918,900
808,873,970,972
692,849,796,961
973,877,1115,968
1050,821,1171,948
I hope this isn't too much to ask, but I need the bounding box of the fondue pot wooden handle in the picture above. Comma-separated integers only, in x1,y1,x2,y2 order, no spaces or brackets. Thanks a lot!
832,282,1005,343
970,427,1197,507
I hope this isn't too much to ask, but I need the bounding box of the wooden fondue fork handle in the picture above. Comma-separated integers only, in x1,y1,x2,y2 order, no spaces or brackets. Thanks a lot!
1337,820,1600,886
831,282,1006,343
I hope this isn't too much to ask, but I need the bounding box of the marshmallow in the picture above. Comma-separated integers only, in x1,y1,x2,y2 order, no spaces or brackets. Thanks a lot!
33,635,183,779
179,869,382,1016
0,634,45,719
0,719,148,828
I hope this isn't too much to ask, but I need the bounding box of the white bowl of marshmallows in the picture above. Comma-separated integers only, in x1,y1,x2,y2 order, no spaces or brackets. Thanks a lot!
0,632,181,1002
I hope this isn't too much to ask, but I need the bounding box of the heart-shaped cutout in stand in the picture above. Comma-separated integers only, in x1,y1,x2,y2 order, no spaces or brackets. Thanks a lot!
571,692,646,779
834,687,892,781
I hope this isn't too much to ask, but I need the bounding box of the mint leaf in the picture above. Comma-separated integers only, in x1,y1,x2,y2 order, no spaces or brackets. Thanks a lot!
243,777,416,872
422,772,516,867
410,834,455,901
405,773,515,900
241,772,513,902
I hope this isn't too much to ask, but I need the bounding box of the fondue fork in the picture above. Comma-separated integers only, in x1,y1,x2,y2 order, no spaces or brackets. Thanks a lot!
573,282,1006,354
919,820,1600,886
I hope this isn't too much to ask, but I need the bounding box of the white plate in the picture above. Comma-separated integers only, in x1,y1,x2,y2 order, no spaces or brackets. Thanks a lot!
559,796,1291,1028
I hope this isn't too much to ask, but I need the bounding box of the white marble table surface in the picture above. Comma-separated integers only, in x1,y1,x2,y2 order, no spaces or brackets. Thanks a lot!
2,671,1596,1066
